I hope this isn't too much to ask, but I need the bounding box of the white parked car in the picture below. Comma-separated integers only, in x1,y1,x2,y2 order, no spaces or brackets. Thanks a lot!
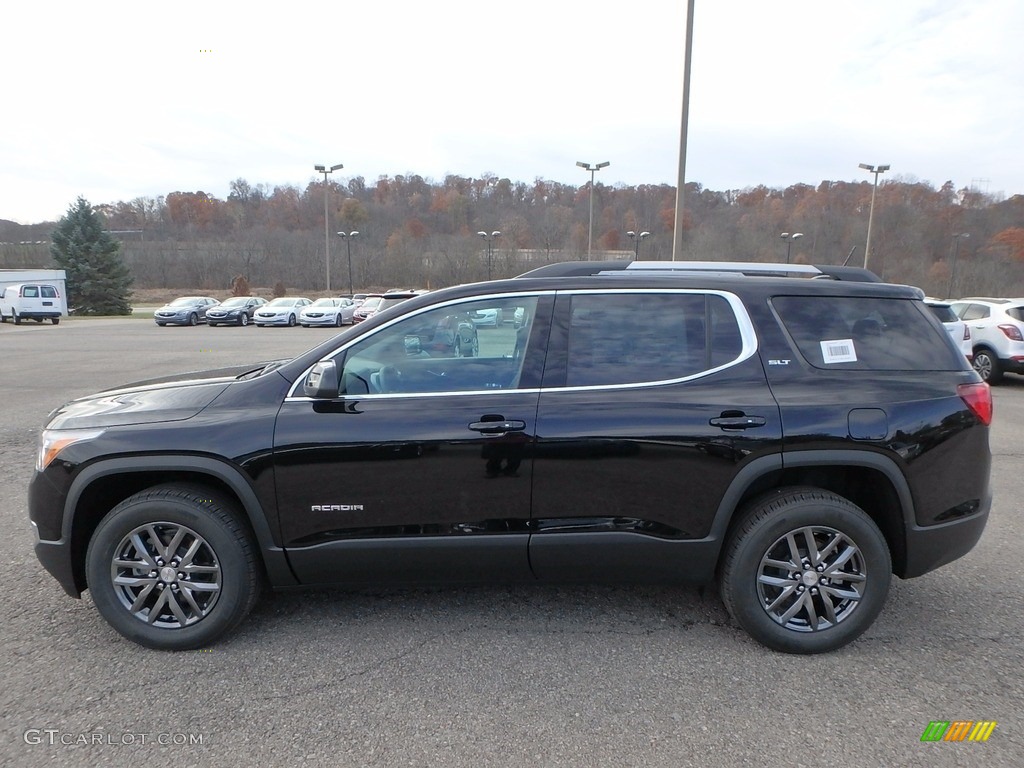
299,298,356,327
254,297,312,327
0,282,66,325
949,297,1024,384
923,299,972,362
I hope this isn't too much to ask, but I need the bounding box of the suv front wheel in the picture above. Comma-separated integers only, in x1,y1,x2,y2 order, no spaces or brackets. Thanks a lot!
972,348,1002,384
719,487,891,654
85,484,262,651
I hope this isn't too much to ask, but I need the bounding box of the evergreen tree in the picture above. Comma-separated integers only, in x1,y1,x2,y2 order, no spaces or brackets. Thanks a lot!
50,197,133,315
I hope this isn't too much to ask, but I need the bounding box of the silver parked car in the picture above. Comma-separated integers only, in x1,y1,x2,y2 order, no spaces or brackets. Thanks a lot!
254,297,312,327
299,298,356,327
153,296,220,326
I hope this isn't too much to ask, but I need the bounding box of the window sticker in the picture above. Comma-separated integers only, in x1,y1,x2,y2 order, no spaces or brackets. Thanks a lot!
820,338,857,364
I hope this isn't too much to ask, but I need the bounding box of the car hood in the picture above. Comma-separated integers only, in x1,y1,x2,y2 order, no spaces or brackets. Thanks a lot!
45,361,279,429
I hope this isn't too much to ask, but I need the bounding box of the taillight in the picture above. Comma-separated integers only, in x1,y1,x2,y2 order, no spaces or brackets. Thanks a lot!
998,324,1023,342
958,382,992,426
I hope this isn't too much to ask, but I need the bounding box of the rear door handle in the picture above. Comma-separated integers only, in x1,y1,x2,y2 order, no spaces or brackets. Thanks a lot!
709,415,767,430
469,419,526,434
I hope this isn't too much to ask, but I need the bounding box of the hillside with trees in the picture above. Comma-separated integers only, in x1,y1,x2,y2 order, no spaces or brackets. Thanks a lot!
1,174,1022,298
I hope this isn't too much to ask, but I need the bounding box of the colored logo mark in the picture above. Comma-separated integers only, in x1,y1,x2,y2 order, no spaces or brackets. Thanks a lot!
921,721,997,742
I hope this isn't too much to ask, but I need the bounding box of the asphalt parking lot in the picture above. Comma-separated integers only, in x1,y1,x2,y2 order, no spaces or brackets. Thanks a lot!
1,317,1022,767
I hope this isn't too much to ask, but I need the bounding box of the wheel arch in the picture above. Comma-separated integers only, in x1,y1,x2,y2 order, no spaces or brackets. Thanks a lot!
63,456,296,595
711,451,913,577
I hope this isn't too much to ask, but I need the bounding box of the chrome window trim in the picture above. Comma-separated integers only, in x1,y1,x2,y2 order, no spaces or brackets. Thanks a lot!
285,288,757,401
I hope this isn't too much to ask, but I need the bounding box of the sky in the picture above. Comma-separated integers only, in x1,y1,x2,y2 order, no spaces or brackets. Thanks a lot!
3,0,1023,224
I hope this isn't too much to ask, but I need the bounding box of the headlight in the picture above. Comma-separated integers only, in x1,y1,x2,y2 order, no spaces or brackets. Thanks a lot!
37,429,105,471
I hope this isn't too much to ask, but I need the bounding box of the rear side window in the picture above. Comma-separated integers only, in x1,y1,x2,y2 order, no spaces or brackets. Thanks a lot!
564,293,742,387
21,285,39,298
773,296,963,371
960,304,990,321
1008,305,1024,322
40,285,58,298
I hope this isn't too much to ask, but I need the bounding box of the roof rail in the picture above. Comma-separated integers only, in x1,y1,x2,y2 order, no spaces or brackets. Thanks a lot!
516,260,881,282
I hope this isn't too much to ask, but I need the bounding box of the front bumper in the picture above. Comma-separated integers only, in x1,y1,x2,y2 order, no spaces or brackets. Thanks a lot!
255,316,292,325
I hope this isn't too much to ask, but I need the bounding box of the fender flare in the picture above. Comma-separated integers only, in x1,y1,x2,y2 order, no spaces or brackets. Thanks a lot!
63,454,297,586
707,450,915,542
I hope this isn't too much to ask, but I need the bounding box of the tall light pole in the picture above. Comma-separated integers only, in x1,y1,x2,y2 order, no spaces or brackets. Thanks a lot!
477,230,501,279
672,0,696,262
859,163,890,272
576,161,609,259
314,163,344,292
336,230,359,298
780,232,804,263
626,230,650,260
947,232,970,298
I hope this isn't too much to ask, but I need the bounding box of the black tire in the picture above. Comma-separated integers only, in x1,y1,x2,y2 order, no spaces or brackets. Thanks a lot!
718,487,891,654
239,313,248,327
85,484,263,651
287,314,296,327
51,318,60,325
335,313,343,327
972,348,1003,384
188,313,198,326
156,322,166,327
34,317,43,323
13,310,21,325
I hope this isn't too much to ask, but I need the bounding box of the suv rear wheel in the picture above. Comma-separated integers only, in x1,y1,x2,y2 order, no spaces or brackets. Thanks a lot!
719,487,891,654
85,484,262,650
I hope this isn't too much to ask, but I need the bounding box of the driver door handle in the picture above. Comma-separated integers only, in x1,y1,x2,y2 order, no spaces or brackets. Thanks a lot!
469,419,526,434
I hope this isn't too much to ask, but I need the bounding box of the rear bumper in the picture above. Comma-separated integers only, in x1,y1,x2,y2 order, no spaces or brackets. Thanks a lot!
901,492,991,578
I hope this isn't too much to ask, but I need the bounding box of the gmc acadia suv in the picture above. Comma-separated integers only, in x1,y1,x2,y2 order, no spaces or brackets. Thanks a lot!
29,261,993,654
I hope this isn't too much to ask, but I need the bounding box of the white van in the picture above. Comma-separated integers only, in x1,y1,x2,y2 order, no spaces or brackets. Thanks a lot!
0,283,67,325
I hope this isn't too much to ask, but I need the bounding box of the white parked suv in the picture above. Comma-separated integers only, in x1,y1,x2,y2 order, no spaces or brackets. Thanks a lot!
0,283,66,325
950,297,1024,383
924,299,972,362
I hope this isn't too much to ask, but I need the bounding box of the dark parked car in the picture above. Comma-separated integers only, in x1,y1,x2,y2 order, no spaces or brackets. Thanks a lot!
29,261,991,654
153,296,220,326
205,296,267,326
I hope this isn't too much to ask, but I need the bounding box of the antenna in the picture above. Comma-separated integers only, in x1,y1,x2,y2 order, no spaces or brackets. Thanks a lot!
842,245,857,266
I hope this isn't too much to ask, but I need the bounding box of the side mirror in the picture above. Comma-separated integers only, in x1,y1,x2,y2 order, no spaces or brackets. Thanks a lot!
303,360,340,398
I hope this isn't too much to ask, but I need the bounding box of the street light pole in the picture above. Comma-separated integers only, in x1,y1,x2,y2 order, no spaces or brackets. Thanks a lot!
626,230,650,260
336,230,360,297
576,161,609,259
477,230,501,279
858,163,890,272
947,232,970,298
314,163,344,293
780,232,804,263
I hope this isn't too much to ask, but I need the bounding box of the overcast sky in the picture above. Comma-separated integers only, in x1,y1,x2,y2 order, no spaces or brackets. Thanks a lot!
3,0,1022,224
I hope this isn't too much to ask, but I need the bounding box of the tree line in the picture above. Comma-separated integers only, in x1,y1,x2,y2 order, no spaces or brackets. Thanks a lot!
2,174,1022,299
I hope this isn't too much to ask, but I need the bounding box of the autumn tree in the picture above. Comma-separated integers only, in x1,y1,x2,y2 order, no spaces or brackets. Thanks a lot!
50,197,133,315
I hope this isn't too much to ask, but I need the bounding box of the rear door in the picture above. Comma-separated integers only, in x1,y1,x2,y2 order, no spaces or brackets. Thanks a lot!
529,289,783,582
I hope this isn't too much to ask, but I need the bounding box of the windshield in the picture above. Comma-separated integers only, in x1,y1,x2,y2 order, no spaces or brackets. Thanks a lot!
360,297,382,310
169,297,202,307
267,298,294,307
311,298,337,307
219,297,249,308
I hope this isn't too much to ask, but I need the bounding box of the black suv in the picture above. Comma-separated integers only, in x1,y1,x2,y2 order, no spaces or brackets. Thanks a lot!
29,261,993,654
